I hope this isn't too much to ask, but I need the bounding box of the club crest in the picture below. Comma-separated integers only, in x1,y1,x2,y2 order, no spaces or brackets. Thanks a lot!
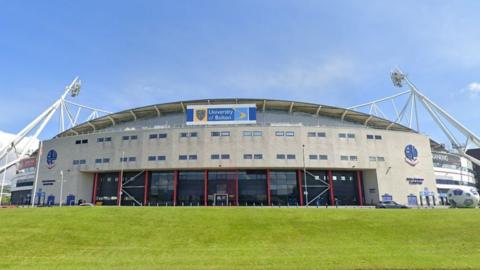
404,144,419,166
195,109,206,121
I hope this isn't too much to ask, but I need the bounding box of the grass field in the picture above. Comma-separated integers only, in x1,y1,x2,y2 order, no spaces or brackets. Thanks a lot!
1,207,479,270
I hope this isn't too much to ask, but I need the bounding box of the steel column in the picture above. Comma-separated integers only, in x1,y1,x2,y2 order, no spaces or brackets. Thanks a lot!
143,170,149,206
328,170,335,206
117,171,122,206
266,169,271,206
204,169,208,206
356,171,364,206
173,170,178,206
297,169,304,206
92,172,98,204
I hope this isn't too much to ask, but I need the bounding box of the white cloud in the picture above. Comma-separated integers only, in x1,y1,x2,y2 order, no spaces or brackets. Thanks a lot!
466,82,480,97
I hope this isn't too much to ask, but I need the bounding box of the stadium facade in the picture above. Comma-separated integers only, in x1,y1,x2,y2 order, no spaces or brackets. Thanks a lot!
20,99,476,207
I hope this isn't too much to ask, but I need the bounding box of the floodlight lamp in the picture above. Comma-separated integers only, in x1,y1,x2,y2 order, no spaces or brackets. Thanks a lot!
390,69,405,88
70,79,81,97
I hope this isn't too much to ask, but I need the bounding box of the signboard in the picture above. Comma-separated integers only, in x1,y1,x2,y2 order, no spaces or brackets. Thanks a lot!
406,177,424,185
404,144,419,166
18,157,37,170
432,152,461,167
186,104,256,125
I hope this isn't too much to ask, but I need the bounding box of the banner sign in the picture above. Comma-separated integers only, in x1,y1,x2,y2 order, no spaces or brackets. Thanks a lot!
186,104,256,125
18,157,37,170
432,152,461,167
406,177,424,185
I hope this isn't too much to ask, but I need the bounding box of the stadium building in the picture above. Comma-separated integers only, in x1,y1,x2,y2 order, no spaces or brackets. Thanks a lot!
31,99,444,207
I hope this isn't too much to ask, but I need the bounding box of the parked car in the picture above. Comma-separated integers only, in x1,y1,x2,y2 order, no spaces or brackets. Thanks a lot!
376,201,408,209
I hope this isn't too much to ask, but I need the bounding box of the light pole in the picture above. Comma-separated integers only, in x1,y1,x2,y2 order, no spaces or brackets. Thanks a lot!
59,170,64,207
0,152,9,206
302,144,308,206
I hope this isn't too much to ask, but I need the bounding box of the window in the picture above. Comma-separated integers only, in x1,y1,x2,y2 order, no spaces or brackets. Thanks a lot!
347,133,355,139
95,158,102,164
148,156,156,161
377,156,385,162
149,134,158,139
243,131,252,136
180,132,188,138
211,154,220,160
275,131,285,136
340,155,348,161
128,157,136,162
309,155,318,160
103,158,110,163
130,135,138,140
307,132,316,137
317,132,326,137
285,131,295,137
190,132,198,137
188,155,197,160
243,154,253,160
75,140,81,144
158,133,167,139
122,136,129,140
211,131,220,137
254,154,263,160
277,154,286,160
366,135,374,140
120,157,128,162
338,133,346,138
369,156,377,162
319,155,328,160
73,160,79,165
375,135,382,140
253,131,262,136
179,155,188,160
221,131,230,137
97,137,104,142
287,154,296,160
349,155,358,161
79,160,86,164
104,137,112,142
158,156,166,161
76,139,88,145
221,154,230,160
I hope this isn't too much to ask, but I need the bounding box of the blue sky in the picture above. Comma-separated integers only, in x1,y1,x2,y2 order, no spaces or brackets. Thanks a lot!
1,0,480,145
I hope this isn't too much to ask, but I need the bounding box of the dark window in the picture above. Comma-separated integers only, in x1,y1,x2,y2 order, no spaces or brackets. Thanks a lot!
277,154,285,160
130,135,138,140
307,132,316,137
97,137,104,142
253,131,262,136
287,154,296,160
105,137,112,142
95,159,102,164
319,155,328,160
120,157,128,162
177,171,204,205
211,131,220,137
159,133,167,138
254,154,263,160
377,157,385,162
347,133,355,139
375,135,382,140
243,154,253,160
179,155,187,160
149,134,158,139
211,154,220,160
275,131,284,136
340,155,348,161
317,132,326,137
79,160,86,164
103,158,110,163
366,135,374,139
270,171,299,206
339,133,346,138
180,132,188,138
73,160,79,165
81,139,88,144
122,136,129,140
285,131,295,137
221,154,230,160
148,156,156,161
349,156,358,161
128,157,136,162
149,172,175,205
243,131,252,136
309,155,318,160
75,140,81,144
189,155,197,160
238,171,267,206
158,155,166,161
190,132,198,137
96,173,119,205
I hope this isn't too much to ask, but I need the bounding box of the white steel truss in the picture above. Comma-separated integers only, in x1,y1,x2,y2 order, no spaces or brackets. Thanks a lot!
0,77,111,175
349,68,480,166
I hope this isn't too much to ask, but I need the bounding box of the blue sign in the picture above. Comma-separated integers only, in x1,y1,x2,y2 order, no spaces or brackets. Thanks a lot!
46,149,57,169
404,144,419,166
186,104,256,125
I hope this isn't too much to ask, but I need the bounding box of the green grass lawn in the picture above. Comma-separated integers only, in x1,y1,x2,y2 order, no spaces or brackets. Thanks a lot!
0,207,479,270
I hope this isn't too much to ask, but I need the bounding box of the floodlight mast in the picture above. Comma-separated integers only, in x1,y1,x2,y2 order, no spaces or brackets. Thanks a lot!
0,77,111,175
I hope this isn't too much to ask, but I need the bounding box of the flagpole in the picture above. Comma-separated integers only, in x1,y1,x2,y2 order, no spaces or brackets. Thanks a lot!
31,141,43,207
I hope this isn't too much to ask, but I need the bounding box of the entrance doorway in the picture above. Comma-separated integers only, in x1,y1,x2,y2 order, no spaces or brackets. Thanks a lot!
214,194,228,206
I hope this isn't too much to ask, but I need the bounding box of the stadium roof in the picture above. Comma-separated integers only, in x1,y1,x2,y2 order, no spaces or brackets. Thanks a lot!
56,99,416,137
